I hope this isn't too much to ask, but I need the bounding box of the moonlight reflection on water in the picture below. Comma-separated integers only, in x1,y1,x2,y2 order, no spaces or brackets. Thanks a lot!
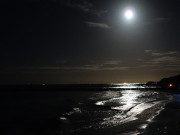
61,84,169,135
95,89,163,128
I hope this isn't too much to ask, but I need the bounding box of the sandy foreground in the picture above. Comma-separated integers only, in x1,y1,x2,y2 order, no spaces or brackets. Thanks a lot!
0,89,180,135
143,95,180,135
68,91,172,135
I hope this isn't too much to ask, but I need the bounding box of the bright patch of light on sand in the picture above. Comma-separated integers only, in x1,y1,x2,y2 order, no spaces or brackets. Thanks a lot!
65,107,82,116
59,117,67,120
95,101,105,105
125,9,134,19
140,124,148,129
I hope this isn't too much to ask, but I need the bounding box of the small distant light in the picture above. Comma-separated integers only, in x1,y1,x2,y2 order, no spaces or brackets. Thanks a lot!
169,84,173,87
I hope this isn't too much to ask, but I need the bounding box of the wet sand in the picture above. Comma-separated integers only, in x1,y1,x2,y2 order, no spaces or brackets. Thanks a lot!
64,90,171,135
143,95,180,135
0,87,179,135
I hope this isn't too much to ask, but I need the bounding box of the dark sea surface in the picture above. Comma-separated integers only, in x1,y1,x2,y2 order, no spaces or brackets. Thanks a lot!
0,84,180,135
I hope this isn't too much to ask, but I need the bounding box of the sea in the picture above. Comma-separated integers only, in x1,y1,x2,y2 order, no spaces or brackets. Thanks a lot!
0,83,180,135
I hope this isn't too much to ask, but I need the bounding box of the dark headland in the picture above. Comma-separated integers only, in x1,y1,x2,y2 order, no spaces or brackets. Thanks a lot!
147,74,180,91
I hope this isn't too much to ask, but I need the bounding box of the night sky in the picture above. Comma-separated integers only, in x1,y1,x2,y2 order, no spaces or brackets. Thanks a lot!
1,0,180,84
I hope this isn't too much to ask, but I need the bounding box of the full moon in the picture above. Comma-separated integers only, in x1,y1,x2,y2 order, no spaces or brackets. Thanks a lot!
125,10,133,20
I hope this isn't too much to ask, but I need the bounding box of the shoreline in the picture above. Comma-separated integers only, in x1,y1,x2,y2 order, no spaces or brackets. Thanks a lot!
0,88,179,135
143,95,180,135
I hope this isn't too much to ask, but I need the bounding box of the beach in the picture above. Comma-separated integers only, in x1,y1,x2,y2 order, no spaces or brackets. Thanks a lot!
143,95,180,135
0,84,179,135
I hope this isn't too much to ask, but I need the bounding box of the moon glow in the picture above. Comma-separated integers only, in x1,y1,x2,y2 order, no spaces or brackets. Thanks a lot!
125,10,134,20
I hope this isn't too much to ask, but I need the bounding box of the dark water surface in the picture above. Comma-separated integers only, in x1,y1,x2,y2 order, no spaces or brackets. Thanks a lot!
0,84,179,135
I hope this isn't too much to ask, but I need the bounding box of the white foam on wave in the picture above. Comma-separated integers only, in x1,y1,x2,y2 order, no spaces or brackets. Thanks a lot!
95,97,122,106
125,102,161,122
65,107,82,116
100,101,164,128
146,104,165,122
95,101,106,105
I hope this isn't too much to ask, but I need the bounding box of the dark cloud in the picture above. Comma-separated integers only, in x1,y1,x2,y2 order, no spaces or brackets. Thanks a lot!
1,66,128,74
63,0,107,17
148,56,180,64
140,50,180,71
85,22,110,29
0,59,127,73
103,60,121,65
145,50,177,56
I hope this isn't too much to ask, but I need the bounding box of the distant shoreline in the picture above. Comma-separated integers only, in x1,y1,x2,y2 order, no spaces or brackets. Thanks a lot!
0,83,179,92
